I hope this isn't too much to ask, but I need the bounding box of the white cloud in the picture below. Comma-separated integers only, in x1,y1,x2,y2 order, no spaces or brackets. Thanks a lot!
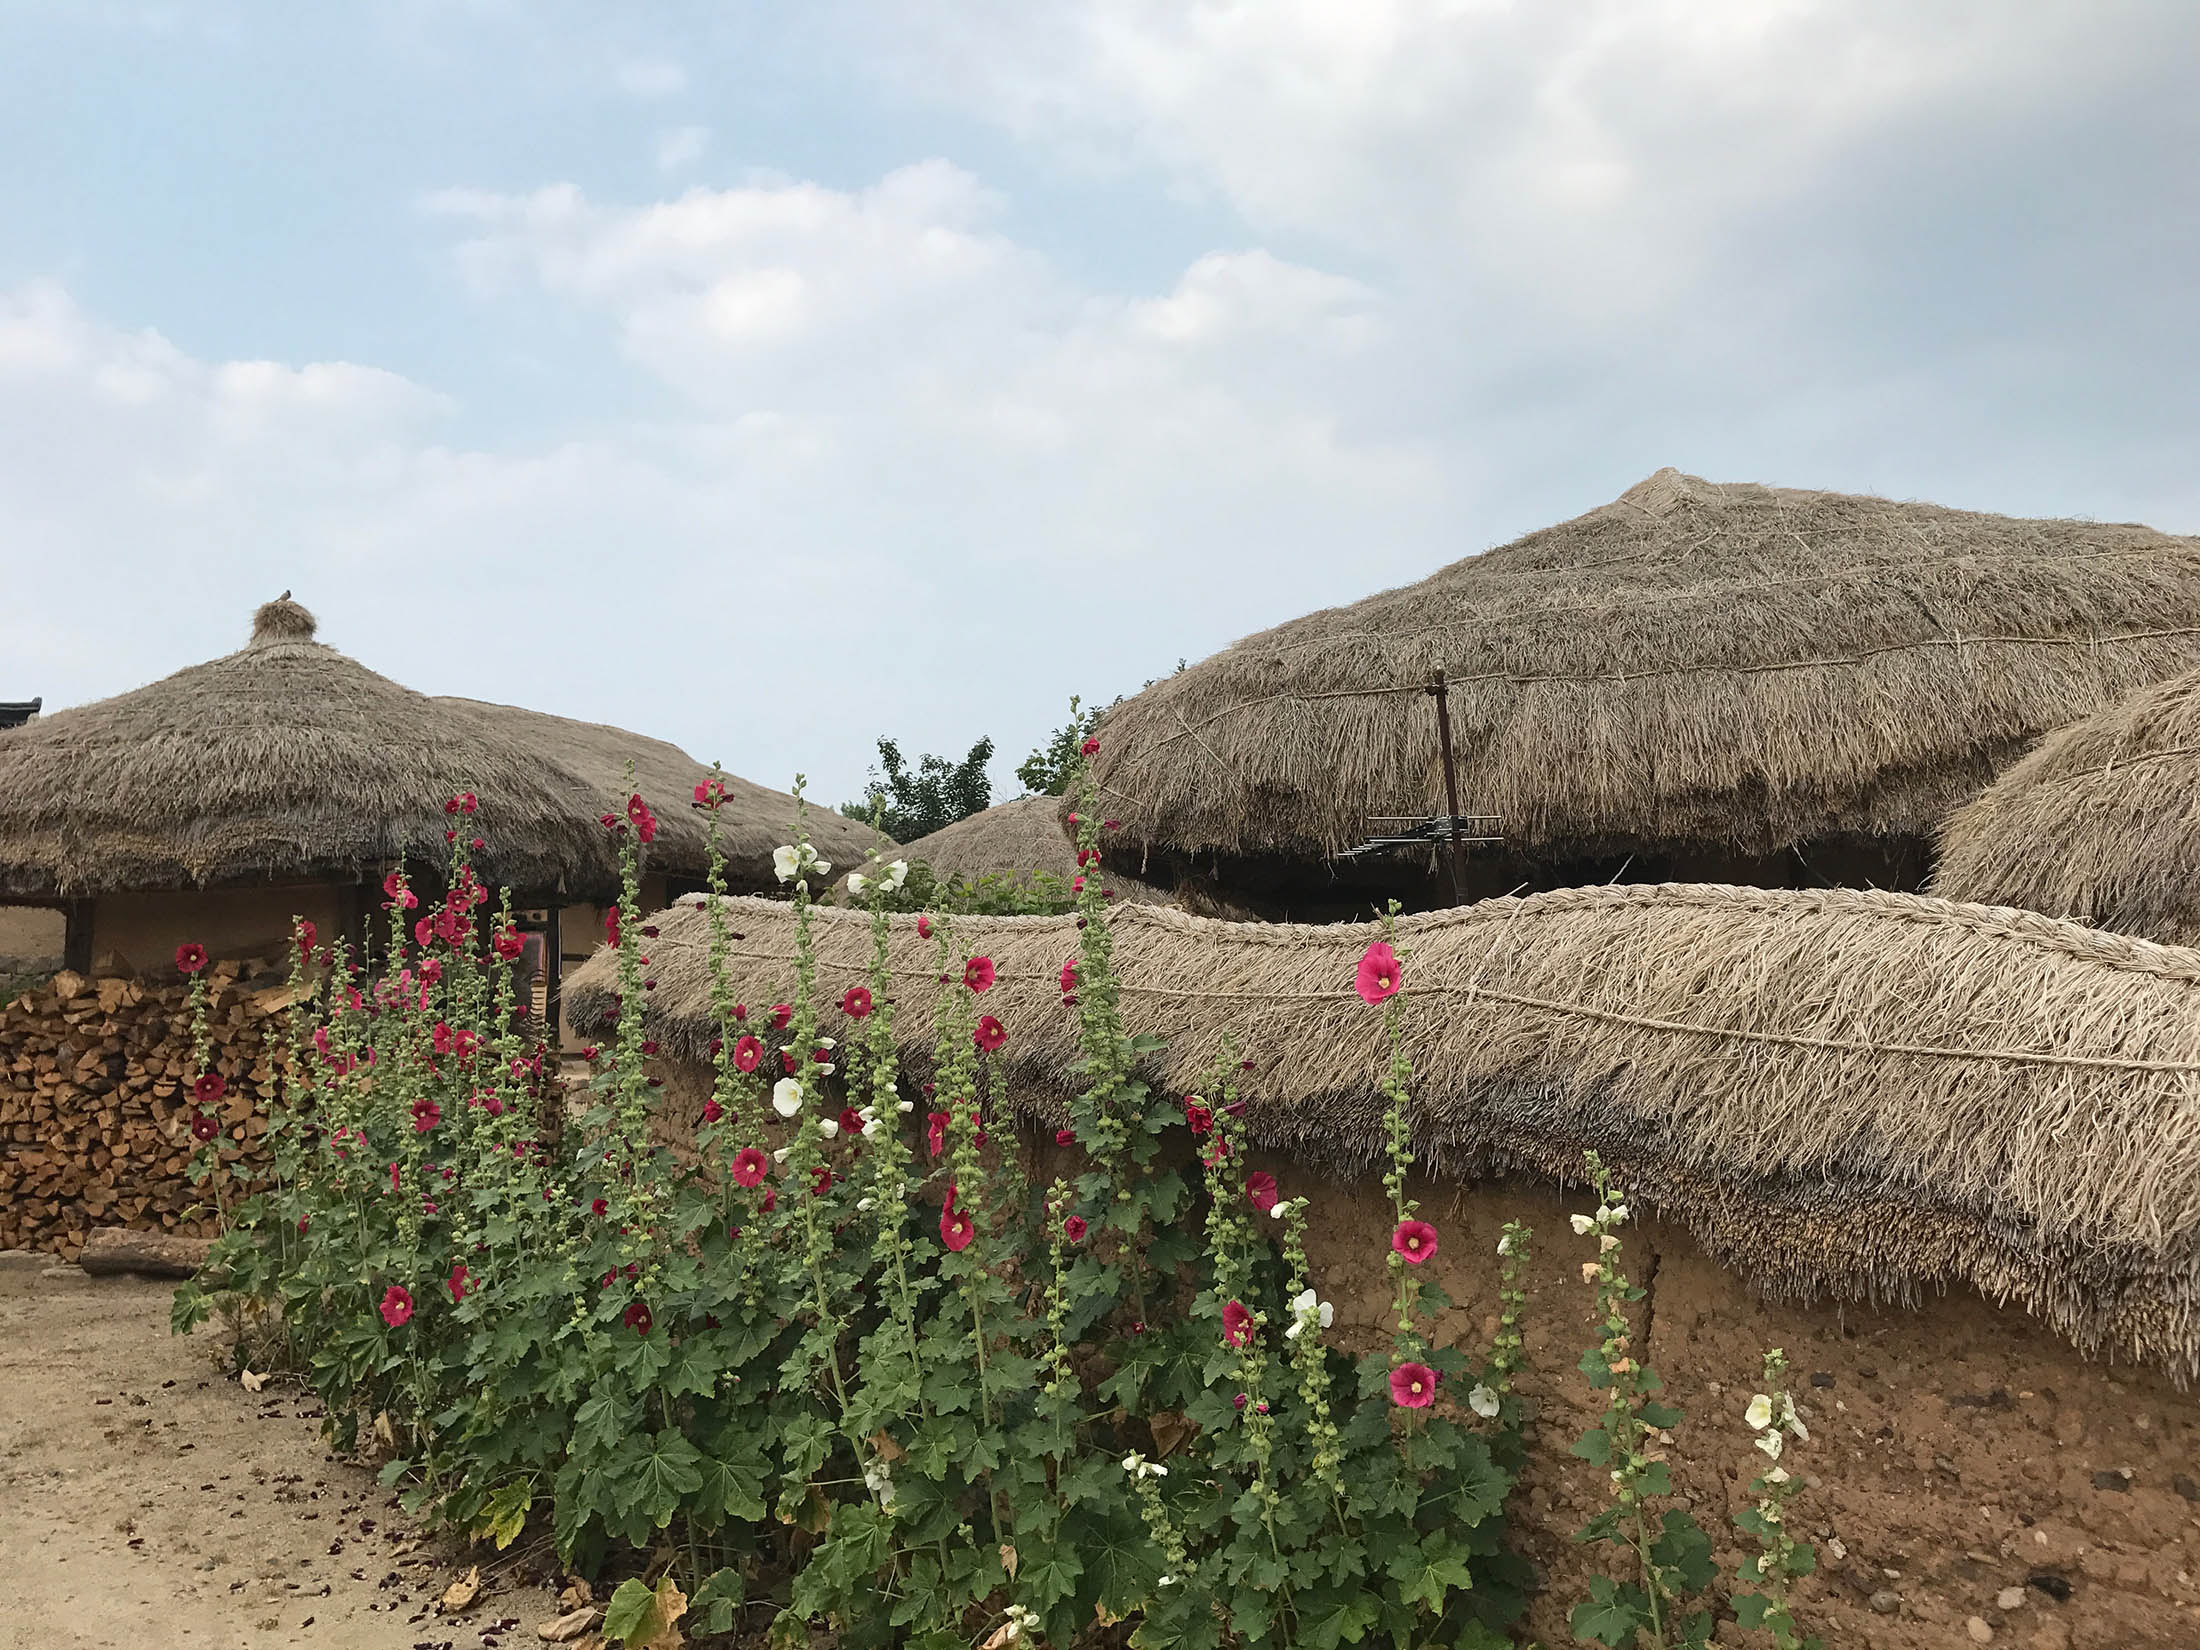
655,123,710,171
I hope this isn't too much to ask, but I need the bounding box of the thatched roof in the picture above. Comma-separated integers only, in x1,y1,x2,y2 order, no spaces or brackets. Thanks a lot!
1933,668,2200,945
0,598,885,901
887,796,1173,906
1090,469,2200,882
569,883,2200,1378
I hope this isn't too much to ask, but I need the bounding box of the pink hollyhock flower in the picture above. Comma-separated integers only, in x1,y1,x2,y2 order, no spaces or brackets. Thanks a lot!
926,1111,949,1158
626,793,655,838
1059,959,1077,992
1080,737,1100,757
1222,1299,1254,1348
940,1196,975,1252
733,1035,763,1074
916,915,932,939
312,1026,331,1058
411,1098,441,1134
1055,1128,1077,1148
964,956,995,993
624,1301,653,1337
417,957,443,985
459,791,478,815
389,1163,402,1193
294,920,317,954
771,1003,793,1030
493,927,524,961
452,1029,481,1061
604,905,621,947
190,1113,220,1143
1356,941,1403,1005
480,1093,505,1117
694,779,726,808
447,1264,470,1303
701,1098,723,1125
382,871,406,900
1392,1219,1438,1265
414,916,437,949
973,1015,1007,1054
445,796,462,815
1390,1362,1437,1408
731,1147,768,1187
781,1051,798,1076
432,1021,454,1055
1246,1172,1278,1213
193,1072,225,1106
434,908,467,946
379,1285,414,1328
841,985,873,1019
1063,1215,1087,1242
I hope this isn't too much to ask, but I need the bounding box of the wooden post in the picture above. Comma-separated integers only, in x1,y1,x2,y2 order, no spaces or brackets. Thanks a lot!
542,904,563,1049
62,898,93,974
1426,673,1470,905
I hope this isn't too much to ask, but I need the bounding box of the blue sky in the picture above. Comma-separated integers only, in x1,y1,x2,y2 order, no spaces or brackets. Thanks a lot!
4,1,2197,809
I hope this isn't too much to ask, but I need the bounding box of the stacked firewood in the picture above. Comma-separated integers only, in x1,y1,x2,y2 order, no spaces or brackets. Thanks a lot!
0,960,293,1256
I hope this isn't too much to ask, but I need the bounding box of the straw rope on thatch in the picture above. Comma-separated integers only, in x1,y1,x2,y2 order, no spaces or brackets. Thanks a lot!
568,884,2200,1378
1933,668,2200,947
1089,469,2200,881
0,598,885,901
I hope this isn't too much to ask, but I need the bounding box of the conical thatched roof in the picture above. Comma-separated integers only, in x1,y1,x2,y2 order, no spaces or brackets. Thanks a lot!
888,796,1172,906
0,598,886,901
1090,469,2200,883
569,884,2200,1378
1933,668,2200,945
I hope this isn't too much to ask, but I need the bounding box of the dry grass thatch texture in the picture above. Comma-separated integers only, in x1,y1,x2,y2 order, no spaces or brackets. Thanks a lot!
0,598,885,900
1088,469,2200,871
1933,668,2200,947
888,796,1172,905
568,882,2200,1376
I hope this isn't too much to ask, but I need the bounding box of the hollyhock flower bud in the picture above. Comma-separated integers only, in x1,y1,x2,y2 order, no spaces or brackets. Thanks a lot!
701,1098,723,1125
1055,1128,1077,1148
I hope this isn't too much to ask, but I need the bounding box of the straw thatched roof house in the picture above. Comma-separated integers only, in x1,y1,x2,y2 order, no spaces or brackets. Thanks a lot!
1089,469,2200,916
1933,667,2200,945
874,794,1246,913
569,885,2200,1379
0,598,885,1003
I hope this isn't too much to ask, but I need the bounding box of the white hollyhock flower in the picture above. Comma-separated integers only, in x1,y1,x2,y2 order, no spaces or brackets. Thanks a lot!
818,1118,840,1139
812,860,831,877
771,1146,792,1164
1755,1430,1784,1460
856,1197,874,1211
846,871,868,896
897,1100,914,1113
1468,1384,1500,1419
884,859,908,889
1497,1233,1512,1256
1157,1575,1176,1588
772,1078,803,1117
1765,1465,1791,1484
772,845,800,882
1570,1214,1597,1236
1782,1395,1808,1441
818,1036,836,1049
1745,1394,1774,1431
862,1118,884,1139
1121,1452,1144,1475
1608,1203,1630,1225
816,1063,836,1077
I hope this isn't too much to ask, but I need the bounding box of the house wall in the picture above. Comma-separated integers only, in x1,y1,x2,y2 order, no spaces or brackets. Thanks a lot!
89,884,351,973
0,905,64,970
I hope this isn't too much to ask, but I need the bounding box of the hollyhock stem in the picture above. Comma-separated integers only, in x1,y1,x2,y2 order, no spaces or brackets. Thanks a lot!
1374,903,1424,1359
1277,1197,1343,1495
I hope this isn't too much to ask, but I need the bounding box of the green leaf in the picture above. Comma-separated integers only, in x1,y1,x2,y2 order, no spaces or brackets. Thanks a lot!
1386,1534,1476,1612
1650,1510,1716,1595
1568,1575,1650,1647
1570,1427,1613,1467
1732,1592,1772,1631
602,1577,658,1646
1294,1582,1382,1649
1786,1540,1818,1577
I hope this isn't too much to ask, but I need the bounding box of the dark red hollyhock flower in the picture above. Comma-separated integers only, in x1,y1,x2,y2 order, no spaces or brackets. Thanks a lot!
460,792,478,815
380,1285,414,1328
452,1029,481,1061
190,1112,220,1143
731,1147,768,1187
1391,1219,1438,1265
580,1045,600,1062
417,956,444,985
294,919,317,954
447,1263,470,1303
781,1050,798,1076
432,1021,454,1054
1222,1299,1254,1348
1058,959,1078,993
1066,813,1079,826
808,1165,835,1198
389,1162,402,1192
624,1301,653,1337
841,985,873,1019
1080,737,1100,757
963,956,995,993
471,837,484,851
626,794,658,844
1063,1215,1087,1242
811,1047,832,1066
411,1097,442,1134
1183,1100,1213,1136
591,1198,608,1217
916,916,932,939
926,1111,949,1159
707,1038,722,1058
434,908,467,947
492,927,524,961
1054,1128,1077,1148
939,1197,975,1252
1246,1172,1278,1213
175,942,209,975
701,1098,723,1125
973,1015,1007,1054
446,796,462,815
733,1035,763,1074
1104,819,1122,831
193,1072,226,1106
641,1039,660,1055
770,1003,793,1030
760,1189,777,1214
640,925,658,938
837,1106,863,1134
731,1003,748,1021
604,905,621,947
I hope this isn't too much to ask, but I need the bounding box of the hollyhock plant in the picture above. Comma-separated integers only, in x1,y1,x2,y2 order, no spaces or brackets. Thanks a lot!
1222,1299,1255,1348
176,943,208,975
940,1200,975,1252
973,1015,1007,1054
1357,941,1404,1005
963,956,995,993
1390,1362,1437,1409
841,985,873,1018
193,1072,226,1106
1392,1219,1438,1264
379,1286,414,1329
731,1147,768,1187
1247,1171,1279,1213
733,1034,763,1073
411,1098,442,1134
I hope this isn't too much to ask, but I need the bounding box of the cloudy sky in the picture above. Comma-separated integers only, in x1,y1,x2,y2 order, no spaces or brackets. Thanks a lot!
4,1,2196,808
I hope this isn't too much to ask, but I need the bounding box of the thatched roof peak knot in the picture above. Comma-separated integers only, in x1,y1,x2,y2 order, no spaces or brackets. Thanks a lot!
249,595,318,646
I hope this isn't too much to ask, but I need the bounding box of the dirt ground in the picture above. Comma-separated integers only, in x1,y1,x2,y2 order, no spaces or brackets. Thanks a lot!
0,1254,565,1650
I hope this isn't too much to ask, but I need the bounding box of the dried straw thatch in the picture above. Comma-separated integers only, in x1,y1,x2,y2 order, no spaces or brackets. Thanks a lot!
1933,668,2200,946
0,598,885,900
1091,469,2200,885
569,884,2200,1378
885,796,1172,906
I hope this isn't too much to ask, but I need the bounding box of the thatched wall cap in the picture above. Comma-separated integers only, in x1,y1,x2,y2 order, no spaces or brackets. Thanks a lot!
1089,471,2200,872
249,595,318,646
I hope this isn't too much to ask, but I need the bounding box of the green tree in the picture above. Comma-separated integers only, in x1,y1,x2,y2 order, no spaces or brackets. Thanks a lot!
839,735,993,842
1015,695,1099,797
